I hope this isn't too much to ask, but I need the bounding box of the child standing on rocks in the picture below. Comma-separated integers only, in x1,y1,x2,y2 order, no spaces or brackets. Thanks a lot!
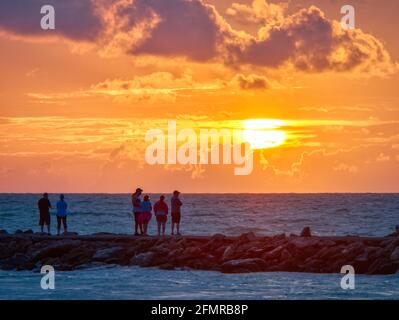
140,195,152,236
154,195,168,236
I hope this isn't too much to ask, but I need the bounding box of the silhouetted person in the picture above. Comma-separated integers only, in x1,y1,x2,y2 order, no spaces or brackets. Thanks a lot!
131,188,143,235
154,195,168,236
171,190,182,236
38,193,52,234
141,195,152,236
56,194,68,236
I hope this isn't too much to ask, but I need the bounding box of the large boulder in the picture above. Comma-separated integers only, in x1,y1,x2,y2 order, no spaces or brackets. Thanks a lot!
368,247,389,261
30,240,82,262
290,238,320,250
182,246,202,257
92,246,125,262
211,234,226,241
300,258,324,273
235,241,262,256
367,259,399,275
341,241,365,258
390,247,399,261
245,247,266,259
62,232,79,236
353,252,371,274
129,252,156,267
4,253,31,270
34,232,49,236
262,245,285,261
238,232,257,243
221,258,266,273
61,246,95,267
222,245,235,261
281,249,293,261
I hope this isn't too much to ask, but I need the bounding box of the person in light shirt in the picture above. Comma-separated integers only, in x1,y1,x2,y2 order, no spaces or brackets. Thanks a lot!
56,194,68,236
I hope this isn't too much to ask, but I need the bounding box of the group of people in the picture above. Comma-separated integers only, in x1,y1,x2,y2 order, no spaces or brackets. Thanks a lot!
131,188,183,236
37,188,183,237
38,193,68,236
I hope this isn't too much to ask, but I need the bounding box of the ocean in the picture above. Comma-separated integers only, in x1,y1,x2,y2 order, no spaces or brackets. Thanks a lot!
0,193,398,300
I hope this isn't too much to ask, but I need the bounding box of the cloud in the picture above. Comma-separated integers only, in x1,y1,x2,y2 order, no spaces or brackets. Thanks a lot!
376,153,390,162
92,72,195,91
230,73,272,90
27,71,274,103
0,0,102,41
228,6,396,74
27,72,225,103
123,0,225,61
226,0,287,26
1,0,396,75
90,72,198,102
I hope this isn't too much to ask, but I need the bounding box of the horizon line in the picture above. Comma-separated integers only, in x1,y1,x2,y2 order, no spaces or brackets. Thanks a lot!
0,192,398,195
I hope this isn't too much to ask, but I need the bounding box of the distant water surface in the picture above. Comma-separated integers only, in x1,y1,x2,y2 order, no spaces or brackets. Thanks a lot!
0,193,398,236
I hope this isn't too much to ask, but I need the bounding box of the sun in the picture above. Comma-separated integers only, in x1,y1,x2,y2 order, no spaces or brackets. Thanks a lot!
242,119,286,150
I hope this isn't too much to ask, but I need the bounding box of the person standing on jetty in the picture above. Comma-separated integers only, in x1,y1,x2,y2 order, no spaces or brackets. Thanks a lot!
154,195,168,236
171,190,183,236
141,195,152,236
56,194,68,236
132,188,143,235
38,193,52,235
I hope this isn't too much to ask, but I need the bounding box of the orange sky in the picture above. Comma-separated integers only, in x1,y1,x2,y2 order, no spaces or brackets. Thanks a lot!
0,0,398,193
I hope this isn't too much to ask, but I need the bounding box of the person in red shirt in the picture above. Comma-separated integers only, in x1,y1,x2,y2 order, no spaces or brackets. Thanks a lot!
154,195,168,236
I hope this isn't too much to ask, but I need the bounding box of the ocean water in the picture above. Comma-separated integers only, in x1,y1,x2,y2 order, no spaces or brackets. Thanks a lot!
1,193,398,236
0,266,398,300
0,193,398,300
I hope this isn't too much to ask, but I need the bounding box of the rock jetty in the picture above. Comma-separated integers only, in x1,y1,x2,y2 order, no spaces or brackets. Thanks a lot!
0,229,398,274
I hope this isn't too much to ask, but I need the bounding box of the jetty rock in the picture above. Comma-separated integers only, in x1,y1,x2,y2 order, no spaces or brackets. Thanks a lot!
0,231,398,275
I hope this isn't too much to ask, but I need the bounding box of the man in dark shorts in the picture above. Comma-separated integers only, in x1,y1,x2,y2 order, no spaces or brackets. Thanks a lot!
131,187,143,235
38,193,52,234
171,190,182,236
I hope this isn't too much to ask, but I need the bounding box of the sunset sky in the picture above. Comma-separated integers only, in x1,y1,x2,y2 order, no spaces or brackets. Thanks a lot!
0,0,398,193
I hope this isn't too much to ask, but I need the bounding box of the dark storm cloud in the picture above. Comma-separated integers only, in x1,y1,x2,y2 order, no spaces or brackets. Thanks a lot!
0,0,395,73
0,0,102,40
